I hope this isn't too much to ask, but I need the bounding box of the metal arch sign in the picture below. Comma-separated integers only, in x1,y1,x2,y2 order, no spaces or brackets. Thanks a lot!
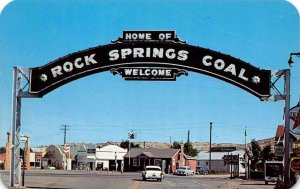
29,31,271,99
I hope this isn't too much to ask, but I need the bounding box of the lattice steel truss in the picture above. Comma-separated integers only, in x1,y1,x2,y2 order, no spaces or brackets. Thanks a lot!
10,67,39,187
262,69,291,185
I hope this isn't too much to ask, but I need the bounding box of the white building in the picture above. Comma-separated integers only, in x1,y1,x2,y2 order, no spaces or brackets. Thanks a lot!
76,144,127,171
197,149,245,174
95,145,127,171
42,145,77,170
43,145,65,169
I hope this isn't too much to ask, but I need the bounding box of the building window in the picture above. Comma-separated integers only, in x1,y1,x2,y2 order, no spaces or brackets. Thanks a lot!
154,159,162,167
133,158,138,166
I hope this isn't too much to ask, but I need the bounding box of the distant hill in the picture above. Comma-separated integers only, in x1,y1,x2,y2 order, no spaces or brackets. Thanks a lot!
96,137,275,151
31,138,274,152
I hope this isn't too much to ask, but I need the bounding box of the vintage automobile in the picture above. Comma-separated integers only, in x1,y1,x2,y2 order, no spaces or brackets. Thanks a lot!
196,166,208,175
142,166,163,181
175,166,194,176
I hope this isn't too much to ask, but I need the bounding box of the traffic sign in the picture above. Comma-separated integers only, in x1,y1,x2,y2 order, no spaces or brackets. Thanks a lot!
223,155,239,165
128,132,136,139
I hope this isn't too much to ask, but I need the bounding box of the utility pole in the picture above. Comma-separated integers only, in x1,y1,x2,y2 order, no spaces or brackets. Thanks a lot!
245,127,247,150
245,126,248,180
61,125,70,145
128,139,131,171
20,135,30,186
187,130,190,155
209,122,212,173
61,125,70,171
128,130,134,172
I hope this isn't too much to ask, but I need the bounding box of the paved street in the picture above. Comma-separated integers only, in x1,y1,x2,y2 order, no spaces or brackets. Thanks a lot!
0,170,276,189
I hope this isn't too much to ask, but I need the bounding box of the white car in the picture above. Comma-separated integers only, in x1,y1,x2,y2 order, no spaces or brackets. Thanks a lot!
175,166,194,176
142,166,163,182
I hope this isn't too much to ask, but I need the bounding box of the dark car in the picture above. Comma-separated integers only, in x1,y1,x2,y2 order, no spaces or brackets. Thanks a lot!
196,166,208,175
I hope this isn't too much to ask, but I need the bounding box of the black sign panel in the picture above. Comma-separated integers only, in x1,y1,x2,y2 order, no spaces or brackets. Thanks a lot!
110,67,188,81
87,149,96,154
122,31,176,41
211,147,236,152
223,155,239,165
29,31,271,98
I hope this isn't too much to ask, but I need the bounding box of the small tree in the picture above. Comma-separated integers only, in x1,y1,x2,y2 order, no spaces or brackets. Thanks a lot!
172,141,198,157
120,140,140,150
0,147,6,153
184,142,198,157
250,139,261,171
261,144,274,163
172,141,181,149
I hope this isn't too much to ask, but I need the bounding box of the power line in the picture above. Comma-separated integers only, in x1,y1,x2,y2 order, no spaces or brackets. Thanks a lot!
209,122,212,172
68,125,273,132
21,117,281,131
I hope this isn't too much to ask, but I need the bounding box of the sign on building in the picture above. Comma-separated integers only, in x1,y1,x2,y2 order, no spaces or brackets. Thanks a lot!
291,157,300,172
274,146,284,157
290,103,300,140
87,149,96,154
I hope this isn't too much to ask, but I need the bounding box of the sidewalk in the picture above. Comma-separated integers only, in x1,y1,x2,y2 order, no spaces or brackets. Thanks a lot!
235,180,276,189
193,173,234,178
192,174,275,189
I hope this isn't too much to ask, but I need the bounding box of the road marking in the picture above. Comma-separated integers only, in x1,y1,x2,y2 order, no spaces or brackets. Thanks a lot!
30,176,65,188
164,179,176,187
190,180,212,188
127,181,140,189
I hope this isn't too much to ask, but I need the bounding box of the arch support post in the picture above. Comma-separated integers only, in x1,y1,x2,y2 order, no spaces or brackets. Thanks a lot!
10,67,39,187
283,69,291,186
10,67,21,187
264,69,291,186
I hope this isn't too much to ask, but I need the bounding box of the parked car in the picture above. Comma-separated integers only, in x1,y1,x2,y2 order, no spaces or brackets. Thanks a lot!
196,166,208,175
44,166,56,170
175,166,194,176
142,166,163,182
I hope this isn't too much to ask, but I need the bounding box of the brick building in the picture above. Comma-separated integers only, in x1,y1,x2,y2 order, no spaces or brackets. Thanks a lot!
123,148,196,174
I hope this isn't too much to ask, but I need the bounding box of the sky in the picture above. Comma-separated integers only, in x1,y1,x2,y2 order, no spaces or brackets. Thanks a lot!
0,0,299,147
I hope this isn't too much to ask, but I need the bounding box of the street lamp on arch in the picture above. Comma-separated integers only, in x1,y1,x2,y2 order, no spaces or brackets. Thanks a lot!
288,52,300,68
